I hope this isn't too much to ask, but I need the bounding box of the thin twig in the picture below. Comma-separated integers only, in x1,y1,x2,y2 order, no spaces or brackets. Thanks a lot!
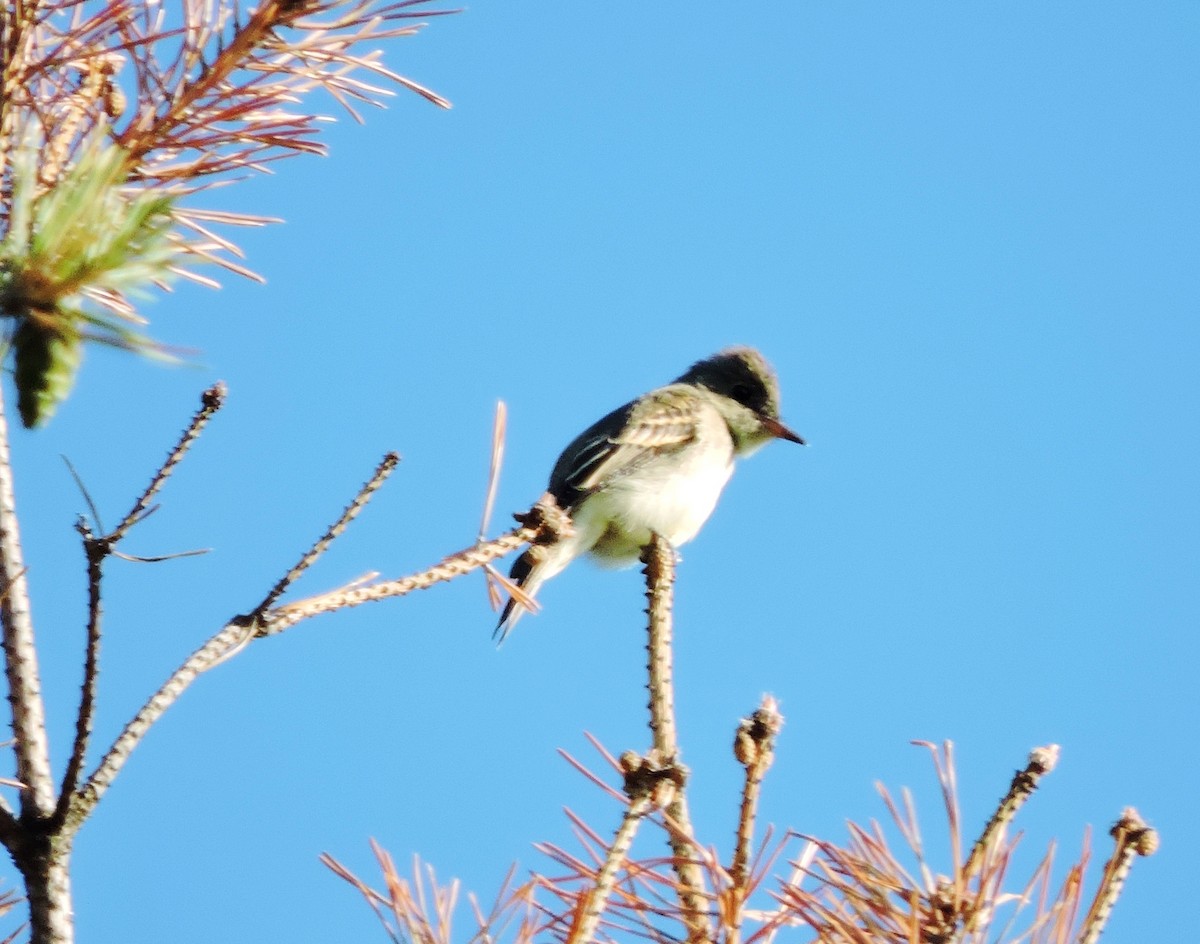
67,494,569,835
1077,808,1157,944
69,449,403,827
640,533,710,943
107,382,227,543
54,385,227,822
261,496,570,635
263,529,535,632
52,519,104,822
252,451,400,615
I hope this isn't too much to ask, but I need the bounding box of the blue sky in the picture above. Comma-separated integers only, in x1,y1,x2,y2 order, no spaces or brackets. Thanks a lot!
6,2,1196,940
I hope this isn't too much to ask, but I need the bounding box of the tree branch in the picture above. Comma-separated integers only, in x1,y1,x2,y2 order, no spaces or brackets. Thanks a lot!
564,751,662,944
727,696,783,944
961,743,1059,881
64,617,255,832
108,382,227,543
51,519,103,826
54,383,228,823
0,379,56,819
1077,807,1158,944
259,497,568,635
65,488,568,835
252,450,399,615
640,534,711,943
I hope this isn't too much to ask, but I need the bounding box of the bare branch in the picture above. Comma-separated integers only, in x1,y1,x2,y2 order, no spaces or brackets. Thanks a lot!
51,518,103,823
107,381,227,542
642,535,678,759
253,451,399,614
68,443,401,828
961,742,1060,882
66,492,567,836
564,752,667,944
65,615,256,832
259,496,570,635
53,383,226,822
727,696,783,944
640,534,710,943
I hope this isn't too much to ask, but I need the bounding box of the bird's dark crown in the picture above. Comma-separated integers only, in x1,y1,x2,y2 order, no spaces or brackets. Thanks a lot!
675,347,781,417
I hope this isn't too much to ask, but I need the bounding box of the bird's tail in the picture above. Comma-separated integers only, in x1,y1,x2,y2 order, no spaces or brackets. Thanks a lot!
495,536,582,644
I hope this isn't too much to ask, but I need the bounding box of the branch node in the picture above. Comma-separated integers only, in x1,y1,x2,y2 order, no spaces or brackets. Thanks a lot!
620,749,687,810
733,696,783,770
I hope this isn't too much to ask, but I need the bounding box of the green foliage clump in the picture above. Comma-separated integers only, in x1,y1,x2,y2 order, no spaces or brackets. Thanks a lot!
0,133,178,427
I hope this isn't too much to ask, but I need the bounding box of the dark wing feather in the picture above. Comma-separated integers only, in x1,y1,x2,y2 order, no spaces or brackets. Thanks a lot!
548,386,702,507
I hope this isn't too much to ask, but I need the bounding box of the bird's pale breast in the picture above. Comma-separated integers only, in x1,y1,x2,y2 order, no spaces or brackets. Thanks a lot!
580,404,736,564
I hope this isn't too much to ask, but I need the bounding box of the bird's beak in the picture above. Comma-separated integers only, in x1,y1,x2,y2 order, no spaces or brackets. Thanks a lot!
760,415,806,445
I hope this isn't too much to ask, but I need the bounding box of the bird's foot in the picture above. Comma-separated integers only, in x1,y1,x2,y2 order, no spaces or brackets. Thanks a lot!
513,491,575,546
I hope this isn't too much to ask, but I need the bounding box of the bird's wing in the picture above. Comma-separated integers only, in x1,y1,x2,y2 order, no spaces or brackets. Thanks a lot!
549,385,704,503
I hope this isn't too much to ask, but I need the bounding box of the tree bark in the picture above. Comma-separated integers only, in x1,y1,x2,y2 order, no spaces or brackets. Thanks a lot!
0,383,56,819
12,828,74,944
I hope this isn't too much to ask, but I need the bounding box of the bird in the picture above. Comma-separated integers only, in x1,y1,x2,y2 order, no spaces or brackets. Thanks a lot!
495,346,804,641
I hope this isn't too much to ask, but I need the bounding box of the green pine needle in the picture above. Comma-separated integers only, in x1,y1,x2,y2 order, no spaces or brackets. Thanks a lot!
0,131,183,426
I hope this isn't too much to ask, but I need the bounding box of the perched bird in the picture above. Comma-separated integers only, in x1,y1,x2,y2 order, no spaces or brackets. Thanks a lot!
496,347,803,640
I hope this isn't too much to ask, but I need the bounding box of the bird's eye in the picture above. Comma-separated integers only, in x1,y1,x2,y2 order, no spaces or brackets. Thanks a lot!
729,382,754,405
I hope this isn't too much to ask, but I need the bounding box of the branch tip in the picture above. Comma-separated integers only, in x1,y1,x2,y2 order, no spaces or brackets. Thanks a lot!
1028,743,1060,775
106,382,227,543
1112,807,1158,857
733,697,784,769
201,381,228,411
962,742,1060,881
1079,807,1158,944
253,450,400,615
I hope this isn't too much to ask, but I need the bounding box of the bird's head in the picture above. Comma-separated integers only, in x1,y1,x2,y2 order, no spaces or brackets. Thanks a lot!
676,346,805,453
